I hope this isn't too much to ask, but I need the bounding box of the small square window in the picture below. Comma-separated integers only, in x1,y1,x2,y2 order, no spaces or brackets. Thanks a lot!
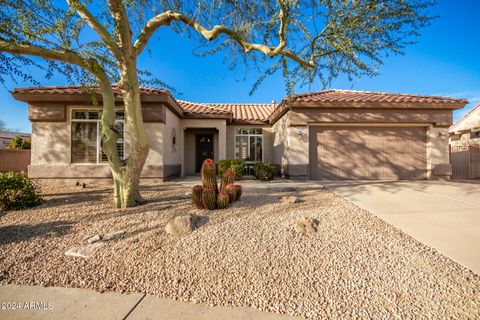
72,110,99,120
470,131,480,139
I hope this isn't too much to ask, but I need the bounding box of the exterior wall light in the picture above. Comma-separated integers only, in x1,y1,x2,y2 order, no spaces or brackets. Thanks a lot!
295,127,304,136
438,131,448,140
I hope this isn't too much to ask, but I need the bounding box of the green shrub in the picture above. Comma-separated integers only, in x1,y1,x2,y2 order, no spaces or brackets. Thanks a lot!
253,162,277,181
229,159,246,179
218,159,232,177
0,172,42,211
218,159,245,179
270,164,281,177
6,136,31,149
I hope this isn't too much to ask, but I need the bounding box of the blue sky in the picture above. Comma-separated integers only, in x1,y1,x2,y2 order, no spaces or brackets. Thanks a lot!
1,0,479,133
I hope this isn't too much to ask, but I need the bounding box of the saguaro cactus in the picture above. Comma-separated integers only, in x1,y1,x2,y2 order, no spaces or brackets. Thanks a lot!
202,185,217,210
192,185,203,209
217,191,230,209
220,169,235,192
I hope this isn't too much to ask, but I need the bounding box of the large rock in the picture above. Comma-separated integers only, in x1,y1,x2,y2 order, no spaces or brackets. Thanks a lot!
86,234,101,244
293,217,319,234
103,230,125,241
281,196,301,204
165,214,198,236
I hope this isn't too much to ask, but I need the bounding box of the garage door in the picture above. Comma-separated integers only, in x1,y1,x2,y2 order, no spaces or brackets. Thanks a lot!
309,126,427,180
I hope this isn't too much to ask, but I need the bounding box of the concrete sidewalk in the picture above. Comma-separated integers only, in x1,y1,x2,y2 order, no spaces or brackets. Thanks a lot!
323,180,480,274
0,285,303,320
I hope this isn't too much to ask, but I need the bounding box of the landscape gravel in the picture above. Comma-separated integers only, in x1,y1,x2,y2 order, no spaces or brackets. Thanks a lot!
0,182,479,319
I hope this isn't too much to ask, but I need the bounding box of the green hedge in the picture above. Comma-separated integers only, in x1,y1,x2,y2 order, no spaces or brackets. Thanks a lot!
253,162,278,181
218,159,246,179
0,172,42,211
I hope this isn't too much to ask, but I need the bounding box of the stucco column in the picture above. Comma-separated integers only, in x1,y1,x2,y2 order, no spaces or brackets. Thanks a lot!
428,125,452,180
217,121,227,160
180,128,185,177
287,125,309,178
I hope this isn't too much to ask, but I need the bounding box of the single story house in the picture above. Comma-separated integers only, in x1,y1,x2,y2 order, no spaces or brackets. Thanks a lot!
449,103,480,179
12,86,467,184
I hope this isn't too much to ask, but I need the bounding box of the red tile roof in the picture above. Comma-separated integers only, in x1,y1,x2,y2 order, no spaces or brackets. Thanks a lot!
284,89,468,105
177,100,232,117
13,85,171,97
211,103,276,122
12,87,467,124
177,101,275,122
267,90,469,124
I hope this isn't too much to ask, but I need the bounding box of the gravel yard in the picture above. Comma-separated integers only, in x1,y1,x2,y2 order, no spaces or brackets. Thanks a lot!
0,182,479,319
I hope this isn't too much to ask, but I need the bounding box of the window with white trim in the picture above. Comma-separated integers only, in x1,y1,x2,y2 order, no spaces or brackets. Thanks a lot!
235,128,263,162
470,131,480,139
71,109,125,163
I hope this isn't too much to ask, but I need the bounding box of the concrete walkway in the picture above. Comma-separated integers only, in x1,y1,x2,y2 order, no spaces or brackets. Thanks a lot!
172,176,323,190
0,285,303,320
323,180,480,274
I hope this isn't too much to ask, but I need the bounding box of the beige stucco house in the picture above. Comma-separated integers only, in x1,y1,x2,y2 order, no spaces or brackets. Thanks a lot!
449,103,480,179
12,86,467,184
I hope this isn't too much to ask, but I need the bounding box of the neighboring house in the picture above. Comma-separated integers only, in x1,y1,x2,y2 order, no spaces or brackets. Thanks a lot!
0,131,31,173
0,130,31,149
12,86,467,184
449,103,480,179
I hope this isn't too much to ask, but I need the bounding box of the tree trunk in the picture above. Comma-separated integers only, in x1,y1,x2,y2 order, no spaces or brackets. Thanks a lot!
109,58,149,208
104,0,150,208
95,61,149,209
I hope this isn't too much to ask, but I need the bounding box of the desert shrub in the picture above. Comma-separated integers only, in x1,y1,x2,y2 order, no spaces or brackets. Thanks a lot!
229,159,246,179
270,164,281,177
253,162,277,181
0,172,42,210
218,159,245,179
6,136,31,149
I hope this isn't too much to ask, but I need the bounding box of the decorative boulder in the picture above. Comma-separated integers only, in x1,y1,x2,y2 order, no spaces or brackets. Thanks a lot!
86,234,101,244
293,217,319,234
281,196,301,204
103,230,125,241
165,214,198,236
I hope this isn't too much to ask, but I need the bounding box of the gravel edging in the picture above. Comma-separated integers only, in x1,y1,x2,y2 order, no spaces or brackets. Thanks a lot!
0,183,479,319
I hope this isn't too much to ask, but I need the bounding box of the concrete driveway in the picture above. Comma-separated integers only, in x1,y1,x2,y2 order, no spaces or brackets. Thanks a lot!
323,180,480,274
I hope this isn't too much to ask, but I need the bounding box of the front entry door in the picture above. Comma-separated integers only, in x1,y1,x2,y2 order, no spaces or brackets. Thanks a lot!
196,134,214,173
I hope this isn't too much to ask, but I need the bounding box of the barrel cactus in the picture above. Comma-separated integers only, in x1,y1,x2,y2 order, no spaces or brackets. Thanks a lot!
233,184,242,201
202,185,217,210
225,184,237,203
192,185,204,209
220,169,235,192
217,191,230,209
192,159,242,210
201,158,217,190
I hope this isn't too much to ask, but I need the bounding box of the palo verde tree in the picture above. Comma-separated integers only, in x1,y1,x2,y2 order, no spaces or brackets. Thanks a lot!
0,0,435,208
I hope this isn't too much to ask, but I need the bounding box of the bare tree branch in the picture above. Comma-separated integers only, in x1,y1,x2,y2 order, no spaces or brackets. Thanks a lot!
0,40,89,68
133,8,315,68
107,0,134,56
66,0,122,60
